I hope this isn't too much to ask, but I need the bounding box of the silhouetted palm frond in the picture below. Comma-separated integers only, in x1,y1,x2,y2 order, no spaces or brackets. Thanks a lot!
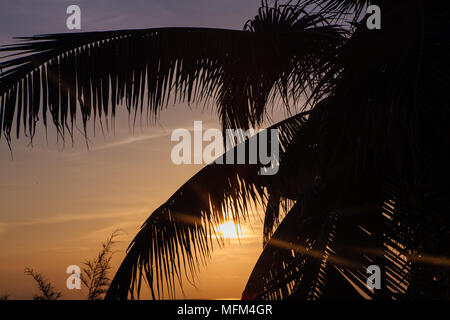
105,111,309,299
241,0,450,300
302,0,369,21
0,1,345,146
243,175,450,300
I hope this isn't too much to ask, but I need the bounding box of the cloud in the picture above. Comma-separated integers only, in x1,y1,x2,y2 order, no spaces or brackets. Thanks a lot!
0,210,143,232
72,218,146,243
66,132,169,156
63,118,221,156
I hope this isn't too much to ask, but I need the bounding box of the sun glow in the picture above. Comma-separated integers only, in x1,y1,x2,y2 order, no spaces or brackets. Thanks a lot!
216,221,243,239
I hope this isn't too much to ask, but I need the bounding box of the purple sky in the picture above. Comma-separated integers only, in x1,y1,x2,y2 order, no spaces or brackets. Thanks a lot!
0,0,262,43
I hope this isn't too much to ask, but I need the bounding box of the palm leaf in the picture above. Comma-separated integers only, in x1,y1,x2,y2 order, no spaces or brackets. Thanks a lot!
104,111,310,300
0,3,345,145
242,167,449,300
241,0,450,299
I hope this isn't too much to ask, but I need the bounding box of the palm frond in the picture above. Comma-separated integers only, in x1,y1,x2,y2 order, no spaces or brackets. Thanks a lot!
300,0,369,22
105,111,309,300
241,147,367,300
0,3,345,145
242,171,449,300
241,3,450,296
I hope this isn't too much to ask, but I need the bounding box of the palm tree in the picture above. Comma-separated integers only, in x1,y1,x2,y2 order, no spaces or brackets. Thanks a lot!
0,0,448,300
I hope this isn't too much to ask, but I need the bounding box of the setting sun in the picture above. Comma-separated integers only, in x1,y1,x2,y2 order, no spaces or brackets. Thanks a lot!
216,221,243,239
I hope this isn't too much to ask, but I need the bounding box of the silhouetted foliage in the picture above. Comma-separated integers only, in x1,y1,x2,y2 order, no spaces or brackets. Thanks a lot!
24,267,62,300
20,231,120,300
81,230,121,300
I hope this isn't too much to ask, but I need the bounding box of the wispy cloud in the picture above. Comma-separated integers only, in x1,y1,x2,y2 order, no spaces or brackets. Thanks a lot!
72,218,146,243
66,132,169,156
0,210,144,232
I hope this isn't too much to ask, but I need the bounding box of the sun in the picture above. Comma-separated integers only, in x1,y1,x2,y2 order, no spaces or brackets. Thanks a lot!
216,221,243,239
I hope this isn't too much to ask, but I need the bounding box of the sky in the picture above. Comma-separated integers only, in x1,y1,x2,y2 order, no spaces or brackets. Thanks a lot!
0,0,286,300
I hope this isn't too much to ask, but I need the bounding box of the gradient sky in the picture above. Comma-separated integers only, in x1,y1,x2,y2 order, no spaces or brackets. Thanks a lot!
0,0,290,300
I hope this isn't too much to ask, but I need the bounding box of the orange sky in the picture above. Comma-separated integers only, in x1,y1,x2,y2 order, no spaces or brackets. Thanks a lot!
0,104,272,299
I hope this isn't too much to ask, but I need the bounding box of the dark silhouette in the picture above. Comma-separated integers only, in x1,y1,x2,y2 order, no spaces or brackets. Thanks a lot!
20,231,120,300
0,0,448,300
24,268,62,300
81,230,121,300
